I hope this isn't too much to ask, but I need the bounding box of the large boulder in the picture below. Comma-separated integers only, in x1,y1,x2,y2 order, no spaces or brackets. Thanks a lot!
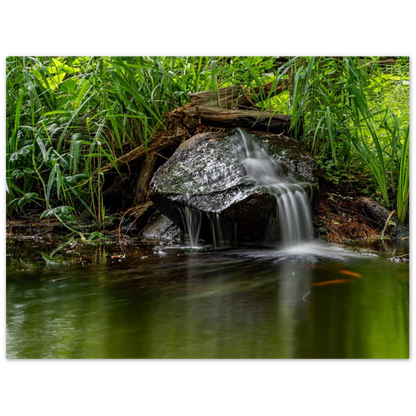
149,129,317,243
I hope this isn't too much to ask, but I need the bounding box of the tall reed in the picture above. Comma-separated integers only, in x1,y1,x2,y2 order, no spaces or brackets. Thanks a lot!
397,126,409,223
6,56,409,229
289,56,409,211
6,57,282,224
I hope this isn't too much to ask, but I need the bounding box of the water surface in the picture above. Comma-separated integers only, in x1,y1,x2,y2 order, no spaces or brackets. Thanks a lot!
6,238,409,359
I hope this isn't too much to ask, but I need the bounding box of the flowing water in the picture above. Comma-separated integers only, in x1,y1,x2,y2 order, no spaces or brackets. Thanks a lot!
181,128,314,247
5,131,409,359
238,128,314,245
6,238,409,359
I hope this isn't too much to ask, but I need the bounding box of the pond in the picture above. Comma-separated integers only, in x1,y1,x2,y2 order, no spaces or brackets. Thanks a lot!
6,237,409,359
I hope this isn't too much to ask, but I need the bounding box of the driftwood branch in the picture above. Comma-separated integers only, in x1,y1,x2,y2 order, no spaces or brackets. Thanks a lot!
182,79,293,135
100,133,184,173
179,106,291,135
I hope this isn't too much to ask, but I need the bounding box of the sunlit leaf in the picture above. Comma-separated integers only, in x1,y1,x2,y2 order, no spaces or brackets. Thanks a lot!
61,78,77,94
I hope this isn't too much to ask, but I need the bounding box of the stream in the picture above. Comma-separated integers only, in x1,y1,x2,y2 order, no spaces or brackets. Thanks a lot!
6,237,409,359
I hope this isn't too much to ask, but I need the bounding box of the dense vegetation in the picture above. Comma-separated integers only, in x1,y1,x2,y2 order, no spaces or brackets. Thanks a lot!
6,56,409,235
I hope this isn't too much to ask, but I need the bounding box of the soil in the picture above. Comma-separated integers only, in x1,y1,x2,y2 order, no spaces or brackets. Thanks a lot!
314,178,404,242
315,190,380,242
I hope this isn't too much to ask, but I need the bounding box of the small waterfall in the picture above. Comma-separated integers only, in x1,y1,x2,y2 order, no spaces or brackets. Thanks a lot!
182,206,202,248
237,128,313,247
208,212,237,248
179,128,314,248
182,206,235,249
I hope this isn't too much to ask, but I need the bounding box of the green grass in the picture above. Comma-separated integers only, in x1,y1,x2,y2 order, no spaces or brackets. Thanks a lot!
397,126,409,223
5,57,278,223
6,56,409,228
289,56,409,217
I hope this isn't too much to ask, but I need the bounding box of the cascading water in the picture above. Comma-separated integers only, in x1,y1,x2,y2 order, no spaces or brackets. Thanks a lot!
183,206,202,248
237,128,314,246
179,128,314,248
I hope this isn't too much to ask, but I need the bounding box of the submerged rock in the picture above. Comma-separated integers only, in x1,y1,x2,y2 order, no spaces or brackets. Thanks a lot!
149,129,317,243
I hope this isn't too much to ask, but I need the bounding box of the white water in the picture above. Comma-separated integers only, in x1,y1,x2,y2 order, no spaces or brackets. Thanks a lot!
183,206,202,248
237,128,313,247
181,128,314,248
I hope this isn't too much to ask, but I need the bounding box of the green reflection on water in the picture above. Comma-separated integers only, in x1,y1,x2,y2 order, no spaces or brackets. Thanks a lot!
6,240,409,359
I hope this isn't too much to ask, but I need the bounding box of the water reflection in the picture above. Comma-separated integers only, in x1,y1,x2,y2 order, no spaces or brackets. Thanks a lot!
6,240,409,358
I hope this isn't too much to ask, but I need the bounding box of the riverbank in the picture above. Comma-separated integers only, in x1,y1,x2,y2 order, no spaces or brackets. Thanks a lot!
7,171,409,248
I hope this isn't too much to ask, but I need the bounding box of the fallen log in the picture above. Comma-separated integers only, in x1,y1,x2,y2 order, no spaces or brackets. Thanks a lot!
357,197,409,238
176,105,292,135
181,78,293,135
188,79,289,109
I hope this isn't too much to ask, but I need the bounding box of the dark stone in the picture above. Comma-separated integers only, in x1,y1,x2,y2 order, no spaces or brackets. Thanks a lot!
149,129,317,242
141,214,185,243
255,131,318,184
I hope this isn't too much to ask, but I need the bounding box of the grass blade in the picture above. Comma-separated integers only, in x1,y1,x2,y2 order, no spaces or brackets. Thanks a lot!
326,106,336,162
397,126,409,222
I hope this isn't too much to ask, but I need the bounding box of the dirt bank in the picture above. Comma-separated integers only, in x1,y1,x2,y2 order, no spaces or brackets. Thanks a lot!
315,179,408,243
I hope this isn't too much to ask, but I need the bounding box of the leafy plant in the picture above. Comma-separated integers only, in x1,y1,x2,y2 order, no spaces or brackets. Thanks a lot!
6,56,409,233
289,56,409,209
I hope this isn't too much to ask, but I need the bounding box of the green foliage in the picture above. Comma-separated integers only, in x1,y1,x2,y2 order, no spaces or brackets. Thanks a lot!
6,56,409,230
40,205,75,221
6,56,287,222
289,57,409,211
397,126,409,223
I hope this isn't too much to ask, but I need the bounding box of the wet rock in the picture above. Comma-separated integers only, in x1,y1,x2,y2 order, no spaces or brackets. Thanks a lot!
149,129,317,242
141,214,185,243
389,253,409,262
256,131,318,184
